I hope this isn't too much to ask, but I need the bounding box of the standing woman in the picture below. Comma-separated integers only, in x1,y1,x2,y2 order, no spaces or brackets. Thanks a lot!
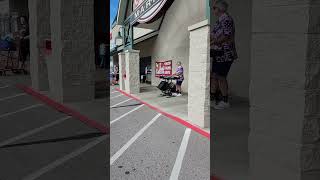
210,0,238,109
173,61,184,97
18,16,30,73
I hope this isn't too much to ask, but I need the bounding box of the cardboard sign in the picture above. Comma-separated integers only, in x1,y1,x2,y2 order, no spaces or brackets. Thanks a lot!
155,60,172,77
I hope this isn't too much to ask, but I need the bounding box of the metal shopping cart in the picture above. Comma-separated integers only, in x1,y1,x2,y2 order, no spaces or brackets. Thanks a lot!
0,39,26,76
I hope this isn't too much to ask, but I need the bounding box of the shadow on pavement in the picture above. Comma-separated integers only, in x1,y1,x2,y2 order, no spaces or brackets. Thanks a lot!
111,103,142,109
0,132,104,149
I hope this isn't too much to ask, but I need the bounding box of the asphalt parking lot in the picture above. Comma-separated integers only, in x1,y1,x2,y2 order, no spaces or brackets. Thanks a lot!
110,86,210,180
0,81,108,180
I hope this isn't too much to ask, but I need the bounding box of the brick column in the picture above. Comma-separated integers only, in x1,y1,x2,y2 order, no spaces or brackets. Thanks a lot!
49,0,95,102
249,1,320,179
118,52,126,91
187,20,210,128
124,49,140,94
28,0,50,91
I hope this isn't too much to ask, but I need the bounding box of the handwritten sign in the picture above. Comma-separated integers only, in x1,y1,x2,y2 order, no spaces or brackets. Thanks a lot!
155,60,172,77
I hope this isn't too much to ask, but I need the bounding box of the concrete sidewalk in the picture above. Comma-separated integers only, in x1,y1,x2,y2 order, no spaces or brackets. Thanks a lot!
211,97,249,180
122,84,210,133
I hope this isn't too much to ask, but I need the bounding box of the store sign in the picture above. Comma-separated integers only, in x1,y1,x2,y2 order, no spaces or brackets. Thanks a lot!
131,0,173,25
155,60,172,77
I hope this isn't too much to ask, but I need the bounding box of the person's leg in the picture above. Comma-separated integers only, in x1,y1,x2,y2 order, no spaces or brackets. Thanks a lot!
100,55,105,68
176,83,182,96
218,77,229,103
211,73,221,101
214,62,233,109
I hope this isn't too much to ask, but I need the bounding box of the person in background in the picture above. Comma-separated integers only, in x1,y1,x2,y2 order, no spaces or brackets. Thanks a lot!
99,42,106,68
172,61,184,97
18,16,30,73
114,65,119,85
210,0,238,109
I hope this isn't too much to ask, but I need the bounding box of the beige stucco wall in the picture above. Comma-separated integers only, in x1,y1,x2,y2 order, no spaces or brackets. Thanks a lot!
147,0,207,92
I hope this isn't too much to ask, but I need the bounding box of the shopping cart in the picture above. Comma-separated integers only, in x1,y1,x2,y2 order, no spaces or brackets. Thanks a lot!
0,39,26,75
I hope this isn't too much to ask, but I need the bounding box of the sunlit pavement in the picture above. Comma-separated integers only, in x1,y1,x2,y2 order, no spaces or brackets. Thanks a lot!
0,76,108,180
110,85,210,180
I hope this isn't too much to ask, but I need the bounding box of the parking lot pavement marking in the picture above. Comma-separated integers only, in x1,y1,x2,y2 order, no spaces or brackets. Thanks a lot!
110,104,144,125
0,104,43,118
110,98,132,108
111,91,118,94
110,113,162,165
0,116,72,147
110,94,123,99
22,135,108,180
0,85,9,89
169,128,192,180
0,93,26,102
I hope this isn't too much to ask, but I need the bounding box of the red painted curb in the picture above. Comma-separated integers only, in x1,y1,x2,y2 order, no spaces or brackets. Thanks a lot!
115,88,210,139
211,176,223,180
16,84,109,134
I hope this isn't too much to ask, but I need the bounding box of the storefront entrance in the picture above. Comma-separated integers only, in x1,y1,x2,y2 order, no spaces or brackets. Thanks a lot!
140,56,151,84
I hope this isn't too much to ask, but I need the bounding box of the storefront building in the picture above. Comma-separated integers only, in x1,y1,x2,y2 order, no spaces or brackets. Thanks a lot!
112,0,211,129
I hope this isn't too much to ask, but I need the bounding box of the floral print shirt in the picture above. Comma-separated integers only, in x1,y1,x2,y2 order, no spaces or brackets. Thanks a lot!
211,13,238,62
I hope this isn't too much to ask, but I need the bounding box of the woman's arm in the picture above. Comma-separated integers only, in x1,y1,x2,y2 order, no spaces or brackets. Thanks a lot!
213,34,232,45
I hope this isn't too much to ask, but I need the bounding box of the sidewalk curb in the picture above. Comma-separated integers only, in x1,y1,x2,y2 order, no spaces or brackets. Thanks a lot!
211,176,223,180
16,84,108,134
115,88,210,139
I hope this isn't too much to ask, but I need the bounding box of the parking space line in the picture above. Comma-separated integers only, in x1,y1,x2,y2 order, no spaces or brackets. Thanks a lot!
16,84,108,134
110,94,123,99
0,93,26,102
110,104,144,125
0,85,9,89
111,91,118,94
116,88,210,139
169,128,191,180
0,116,72,147
110,113,161,165
110,98,132,108
0,104,43,118
22,135,107,180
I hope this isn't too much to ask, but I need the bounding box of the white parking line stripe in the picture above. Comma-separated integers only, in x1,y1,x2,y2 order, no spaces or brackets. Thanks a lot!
0,116,71,147
110,104,144,125
111,91,118,94
110,98,132,108
110,113,161,165
0,93,26,102
169,128,192,180
22,135,107,180
0,104,43,118
110,94,123,99
0,85,9,89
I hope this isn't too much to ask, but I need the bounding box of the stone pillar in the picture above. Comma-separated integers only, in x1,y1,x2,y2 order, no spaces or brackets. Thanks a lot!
28,0,50,91
49,0,95,102
124,49,140,94
249,1,320,179
187,20,210,128
118,52,126,91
